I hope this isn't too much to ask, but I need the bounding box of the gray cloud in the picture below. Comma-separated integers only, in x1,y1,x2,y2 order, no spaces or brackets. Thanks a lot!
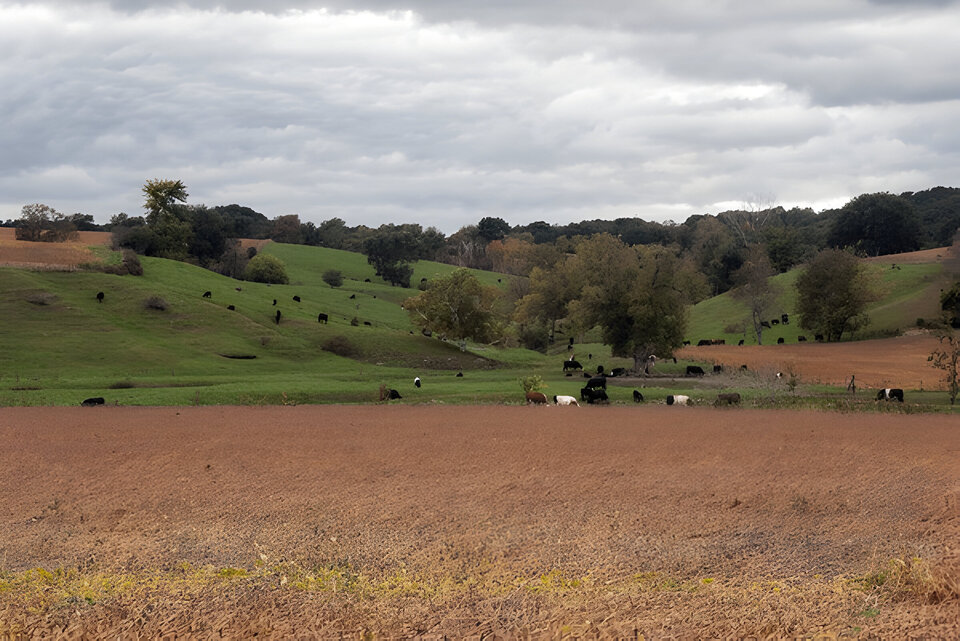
1,1,958,231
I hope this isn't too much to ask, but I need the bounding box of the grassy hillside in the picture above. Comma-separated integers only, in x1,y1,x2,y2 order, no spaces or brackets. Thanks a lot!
686,260,946,345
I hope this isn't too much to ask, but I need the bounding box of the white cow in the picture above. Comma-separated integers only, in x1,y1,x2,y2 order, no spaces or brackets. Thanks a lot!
666,394,690,406
553,395,580,406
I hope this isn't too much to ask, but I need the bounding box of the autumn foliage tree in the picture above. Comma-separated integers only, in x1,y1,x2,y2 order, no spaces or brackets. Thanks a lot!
796,249,882,341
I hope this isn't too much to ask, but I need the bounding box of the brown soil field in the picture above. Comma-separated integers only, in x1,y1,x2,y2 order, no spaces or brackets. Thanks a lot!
0,229,112,269
239,238,273,252
680,333,947,391
1,405,957,638
864,245,956,265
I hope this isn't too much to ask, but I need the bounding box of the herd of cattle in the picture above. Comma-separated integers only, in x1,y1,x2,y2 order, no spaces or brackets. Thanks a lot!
85,291,906,408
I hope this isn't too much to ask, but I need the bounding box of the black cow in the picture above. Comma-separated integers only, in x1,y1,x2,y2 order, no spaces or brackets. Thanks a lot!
815,334,824,342
227,305,236,311
760,321,771,329
876,388,904,402
272,299,277,306
318,313,328,324
740,364,748,371
777,337,785,344
364,278,371,282
349,294,356,299
275,310,281,325
686,365,705,377
682,340,691,346
771,319,779,325
81,397,105,406
781,313,789,325
798,335,807,342
363,321,372,326
713,365,723,373
293,295,301,302
96,291,104,303
596,365,605,375
563,360,583,372
738,339,744,346
456,371,463,377
580,387,609,404
610,367,626,377
235,287,242,292
585,376,607,390
697,339,711,346
387,389,402,400
632,389,644,403
715,392,741,406
202,291,211,298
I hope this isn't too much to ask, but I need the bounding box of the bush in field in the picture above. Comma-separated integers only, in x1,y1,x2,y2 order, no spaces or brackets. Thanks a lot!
243,254,289,284
519,375,544,393
322,335,361,358
25,291,58,306
122,249,143,276
518,322,550,352
143,295,169,311
322,269,344,288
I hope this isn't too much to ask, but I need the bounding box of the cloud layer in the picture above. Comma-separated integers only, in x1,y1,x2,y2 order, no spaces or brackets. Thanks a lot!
2,1,959,231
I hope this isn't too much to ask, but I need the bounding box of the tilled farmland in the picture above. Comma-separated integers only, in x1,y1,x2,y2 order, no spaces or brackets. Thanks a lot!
1,405,957,638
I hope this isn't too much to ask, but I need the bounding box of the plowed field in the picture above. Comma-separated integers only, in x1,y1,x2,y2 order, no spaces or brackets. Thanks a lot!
680,333,946,390
1,405,957,638
0,228,111,269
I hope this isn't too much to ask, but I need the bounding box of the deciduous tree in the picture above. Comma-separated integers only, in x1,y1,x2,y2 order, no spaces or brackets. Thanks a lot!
731,245,781,345
403,269,503,342
796,249,882,341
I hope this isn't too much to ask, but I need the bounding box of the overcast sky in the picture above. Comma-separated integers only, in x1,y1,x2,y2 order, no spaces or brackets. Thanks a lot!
2,1,959,232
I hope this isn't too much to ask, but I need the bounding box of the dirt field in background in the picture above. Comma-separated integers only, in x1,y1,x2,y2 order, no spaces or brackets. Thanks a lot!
0,229,112,269
1,405,957,637
679,332,946,390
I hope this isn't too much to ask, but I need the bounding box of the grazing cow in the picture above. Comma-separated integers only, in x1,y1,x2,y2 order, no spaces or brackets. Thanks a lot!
666,394,690,406
771,319,779,325
96,291,104,303
738,339,745,346
227,305,235,311
318,313,328,324
876,388,904,402
610,367,626,377
422,329,432,337
781,313,789,325
364,278,371,282
202,291,211,298
553,395,580,406
715,392,741,406
683,340,691,346
363,321,372,326
526,391,548,405
293,295,301,302
713,339,726,345
633,389,644,403
585,376,607,390
686,365,705,377
272,299,277,306
497,278,502,283
569,337,575,346
275,310,281,325
815,334,824,342
760,321,771,329
388,389,402,400
777,337,785,344
713,365,723,373
235,287,242,292
456,371,464,377
697,339,711,346
414,377,421,388
798,335,807,342
740,364,748,371
349,294,356,299
563,360,583,372
580,387,609,404
81,397,105,406
596,365,605,375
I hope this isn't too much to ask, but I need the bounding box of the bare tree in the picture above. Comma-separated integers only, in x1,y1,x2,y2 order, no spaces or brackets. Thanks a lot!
730,245,780,345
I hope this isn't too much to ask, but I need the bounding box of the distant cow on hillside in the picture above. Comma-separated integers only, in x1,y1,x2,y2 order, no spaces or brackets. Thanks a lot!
686,365,705,377
317,313,328,324
202,291,211,298
96,291,104,303
876,388,904,402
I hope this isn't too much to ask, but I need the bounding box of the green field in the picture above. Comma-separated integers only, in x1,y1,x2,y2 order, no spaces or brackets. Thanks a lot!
1,242,955,410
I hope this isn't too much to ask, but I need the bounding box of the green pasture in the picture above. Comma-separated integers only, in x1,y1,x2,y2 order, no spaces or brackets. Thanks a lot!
1,241,956,412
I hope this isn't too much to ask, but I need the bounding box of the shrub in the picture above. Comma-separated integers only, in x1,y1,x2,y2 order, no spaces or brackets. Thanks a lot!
321,335,360,358
519,375,544,393
143,295,169,311
350,317,359,326
243,254,289,284
122,250,143,276
322,269,344,288
519,323,550,352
